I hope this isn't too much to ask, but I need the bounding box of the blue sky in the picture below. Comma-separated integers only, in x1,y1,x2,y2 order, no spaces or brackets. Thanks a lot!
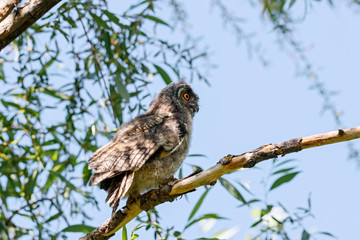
80,1,360,239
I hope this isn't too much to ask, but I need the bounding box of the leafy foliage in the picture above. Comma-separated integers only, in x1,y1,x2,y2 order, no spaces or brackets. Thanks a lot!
0,0,208,239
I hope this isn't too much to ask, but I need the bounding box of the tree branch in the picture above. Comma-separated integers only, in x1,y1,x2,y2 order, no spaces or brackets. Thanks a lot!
0,0,21,22
0,0,61,51
80,126,360,240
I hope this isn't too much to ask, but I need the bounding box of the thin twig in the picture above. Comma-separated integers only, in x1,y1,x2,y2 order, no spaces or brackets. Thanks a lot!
5,196,58,224
75,7,118,127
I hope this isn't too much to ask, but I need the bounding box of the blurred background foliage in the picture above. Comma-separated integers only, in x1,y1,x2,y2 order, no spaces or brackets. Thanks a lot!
0,0,358,239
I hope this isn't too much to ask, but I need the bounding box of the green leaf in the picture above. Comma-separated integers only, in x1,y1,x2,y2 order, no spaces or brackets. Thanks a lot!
82,163,92,186
185,214,226,230
38,87,72,100
274,158,297,168
190,164,203,172
56,172,89,197
250,219,262,228
1,100,21,110
173,231,182,238
261,205,273,217
270,172,301,191
301,230,311,240
24,169,38,199
154,64,172,84
0,221,9,240
178,167,183,179
238,199,260,208
45,211,63,223
187,188,210,221
103,31,112,60
131,234,139,240
219,178,246,203
62,224,95,233
316,231,336,238
114,78,130,100
38,56,57,76
131,223,144,239
43,171,57,191
109,85,123,123
272,167,295,175
103,10,123,27
142,15,170,27
122,225,128,240
235,180,253,195
25,107,39,118
90,13,111,30
289,0,297,9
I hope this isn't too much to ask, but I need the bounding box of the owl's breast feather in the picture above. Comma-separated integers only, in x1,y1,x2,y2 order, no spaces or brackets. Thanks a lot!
127,131,191,196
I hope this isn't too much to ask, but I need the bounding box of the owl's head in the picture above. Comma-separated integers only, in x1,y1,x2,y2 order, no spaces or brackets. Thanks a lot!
148,82,199,116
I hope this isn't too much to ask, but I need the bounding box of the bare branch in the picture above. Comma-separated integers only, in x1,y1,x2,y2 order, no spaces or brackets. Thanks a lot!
80,126,360,240
0,0,61,51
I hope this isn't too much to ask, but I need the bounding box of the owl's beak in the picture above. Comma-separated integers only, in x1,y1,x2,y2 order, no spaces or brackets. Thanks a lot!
192,103,199,114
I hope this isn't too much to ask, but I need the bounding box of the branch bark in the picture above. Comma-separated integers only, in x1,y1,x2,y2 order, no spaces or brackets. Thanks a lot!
0,0,21,22
80,126,360,240
0,0,61,51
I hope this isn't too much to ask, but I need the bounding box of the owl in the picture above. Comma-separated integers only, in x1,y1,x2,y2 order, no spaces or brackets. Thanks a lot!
88,82,199,211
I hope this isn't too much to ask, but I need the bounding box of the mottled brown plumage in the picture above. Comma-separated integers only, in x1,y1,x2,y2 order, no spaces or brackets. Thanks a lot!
88,82,199,210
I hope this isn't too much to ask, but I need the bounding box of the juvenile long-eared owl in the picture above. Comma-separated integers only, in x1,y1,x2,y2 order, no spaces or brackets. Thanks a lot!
88,82,199,210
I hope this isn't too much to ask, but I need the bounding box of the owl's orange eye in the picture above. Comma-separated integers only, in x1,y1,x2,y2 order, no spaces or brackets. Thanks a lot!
183,93,190,100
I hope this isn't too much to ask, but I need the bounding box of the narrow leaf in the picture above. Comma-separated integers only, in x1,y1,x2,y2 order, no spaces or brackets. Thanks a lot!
62,224,95,233
185,214,225,230
270,172,301,191
103,31,112,60
24,169,38,199
45,211,63,223
90,13,110,30
250,219,262,228
289,0,297,9
122,225,128,240
272,167,295,175
56,173,89,197
219,178,246,203
301,230,311,240
274,158,297,168
143,15,170,27
188,188,210,221
316,231,336,238
114,78,130,100
154,64,172,84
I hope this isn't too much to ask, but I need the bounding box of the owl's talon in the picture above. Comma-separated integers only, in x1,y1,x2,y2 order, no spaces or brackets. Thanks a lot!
166,175,178,185
111,207,117,218
126,194,140,207
122,205,130,211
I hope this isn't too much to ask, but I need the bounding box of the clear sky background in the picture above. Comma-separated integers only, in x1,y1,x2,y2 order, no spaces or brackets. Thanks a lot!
80,1,360,239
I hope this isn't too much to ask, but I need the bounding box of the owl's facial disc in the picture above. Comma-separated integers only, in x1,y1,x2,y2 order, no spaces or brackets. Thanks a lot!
176,85,199,115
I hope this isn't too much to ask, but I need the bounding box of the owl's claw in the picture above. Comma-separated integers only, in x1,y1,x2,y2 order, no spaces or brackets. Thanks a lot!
158,175,178,188
111,201,119,218
125,193,141,208
166,175,178,185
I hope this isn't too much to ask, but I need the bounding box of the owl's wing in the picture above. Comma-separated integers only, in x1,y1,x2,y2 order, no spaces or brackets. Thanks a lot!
88,113,170,187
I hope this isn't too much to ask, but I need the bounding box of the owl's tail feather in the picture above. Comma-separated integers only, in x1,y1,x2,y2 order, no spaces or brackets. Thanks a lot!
106,172,134,208
88,171,117,186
